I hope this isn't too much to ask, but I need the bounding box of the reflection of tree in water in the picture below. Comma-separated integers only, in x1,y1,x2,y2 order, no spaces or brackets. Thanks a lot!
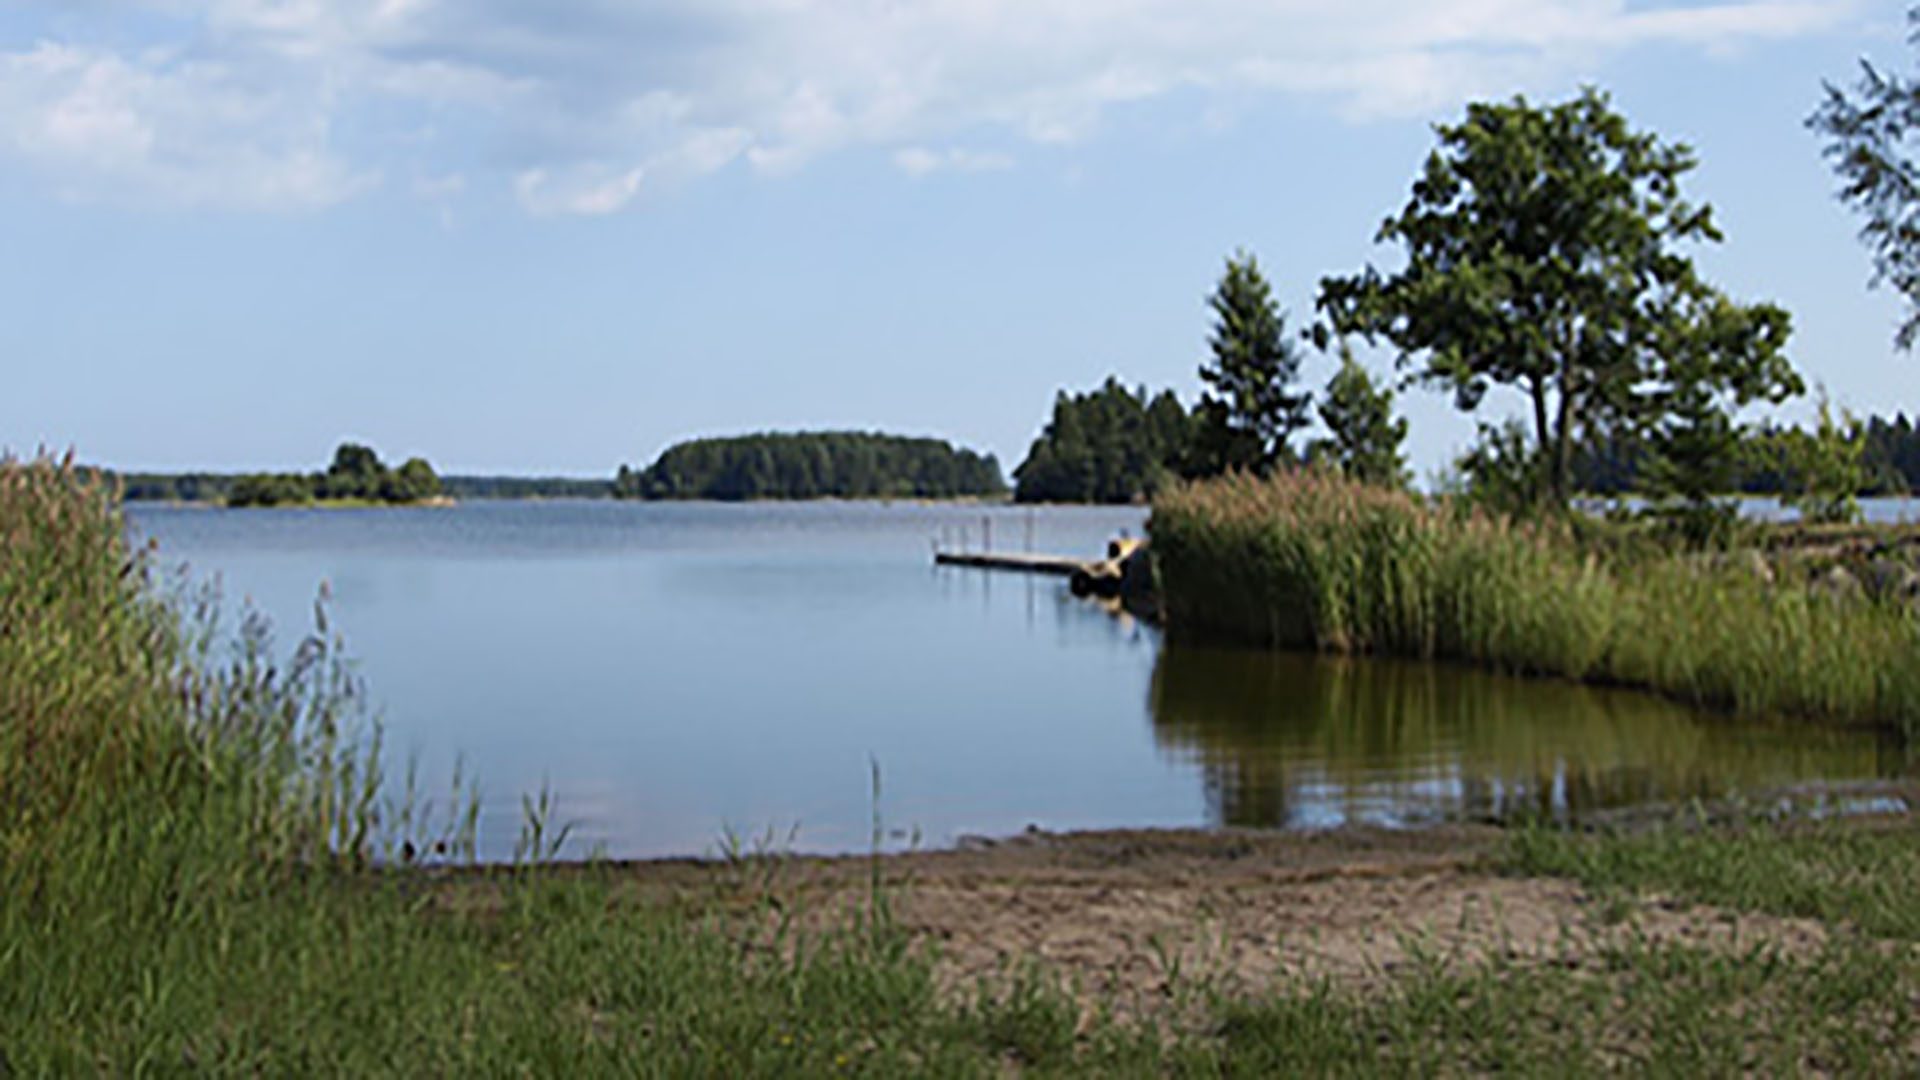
1149,648,1900,829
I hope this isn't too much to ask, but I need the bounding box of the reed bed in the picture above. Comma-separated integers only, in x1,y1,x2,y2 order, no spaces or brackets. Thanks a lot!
1151,469,1920,737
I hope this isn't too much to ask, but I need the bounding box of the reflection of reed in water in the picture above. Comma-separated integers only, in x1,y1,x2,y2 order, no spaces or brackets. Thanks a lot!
1149,648,1904,829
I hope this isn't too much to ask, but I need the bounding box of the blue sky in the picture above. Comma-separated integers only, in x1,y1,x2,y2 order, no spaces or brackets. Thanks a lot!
0,0,1912,477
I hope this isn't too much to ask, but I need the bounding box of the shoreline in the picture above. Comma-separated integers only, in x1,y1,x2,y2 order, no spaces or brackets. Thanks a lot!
432,812,1918,1016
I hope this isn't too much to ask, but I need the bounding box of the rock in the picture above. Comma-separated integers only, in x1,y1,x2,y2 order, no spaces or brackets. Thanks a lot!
1861,558,1915,601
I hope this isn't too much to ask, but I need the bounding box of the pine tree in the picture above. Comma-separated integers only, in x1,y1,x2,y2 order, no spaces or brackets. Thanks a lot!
1190,251,1310,477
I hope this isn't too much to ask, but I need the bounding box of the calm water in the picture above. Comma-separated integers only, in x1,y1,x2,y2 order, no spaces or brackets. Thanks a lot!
127,500,1909,860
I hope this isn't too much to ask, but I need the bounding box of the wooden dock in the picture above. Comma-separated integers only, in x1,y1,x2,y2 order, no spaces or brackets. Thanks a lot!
933,551,1090,576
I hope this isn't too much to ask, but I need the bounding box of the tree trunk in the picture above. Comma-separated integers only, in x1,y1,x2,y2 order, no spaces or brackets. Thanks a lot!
1529,373,1551,506
1552,350,1577,510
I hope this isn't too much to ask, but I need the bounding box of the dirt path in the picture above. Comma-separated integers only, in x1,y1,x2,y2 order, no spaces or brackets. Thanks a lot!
585,825,1834,1015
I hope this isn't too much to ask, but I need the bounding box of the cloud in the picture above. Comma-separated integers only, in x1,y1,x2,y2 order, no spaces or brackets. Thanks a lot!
513,163,644,216
0,0,1861,212
0,40,373,209
894,146,1014,176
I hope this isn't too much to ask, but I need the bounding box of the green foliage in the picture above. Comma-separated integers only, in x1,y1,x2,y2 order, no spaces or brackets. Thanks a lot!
220,443,442,507
109,471,610,503
1190,251,1310,477
389,457,442,502
1780,396,1870,525
1639,297,1802,526
1570,409,1920,500
1864,412,1920,493
440,475,612,499
1308,347,1408,488
1012,377,1191,503
1453,418,1545,517
615,431,1005,500
1320,87,1800,509
321,442,387,499
108,471,236,503
1810,7,1920,350
226,471,318,508
1150,469,1920,735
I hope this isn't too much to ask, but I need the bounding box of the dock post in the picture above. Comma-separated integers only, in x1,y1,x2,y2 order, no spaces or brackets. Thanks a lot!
983,516,992,552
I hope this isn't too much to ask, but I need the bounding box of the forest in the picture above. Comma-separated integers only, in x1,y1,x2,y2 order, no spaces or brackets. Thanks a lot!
614,431,1006,500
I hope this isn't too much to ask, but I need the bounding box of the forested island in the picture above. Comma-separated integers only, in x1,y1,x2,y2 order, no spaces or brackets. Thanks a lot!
222,444,443,507
613,431,1006,500
89,444,450,508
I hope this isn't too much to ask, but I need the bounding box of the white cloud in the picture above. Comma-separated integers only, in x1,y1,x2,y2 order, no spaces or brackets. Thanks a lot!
0,41,373,209
894,146,1014,176
513,163,644,216
0,0,1861,212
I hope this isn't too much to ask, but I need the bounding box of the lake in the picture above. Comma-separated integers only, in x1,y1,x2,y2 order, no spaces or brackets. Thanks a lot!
126,499,1911,861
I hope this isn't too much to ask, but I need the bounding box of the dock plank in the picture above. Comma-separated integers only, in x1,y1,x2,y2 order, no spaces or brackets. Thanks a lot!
933,551,1089,576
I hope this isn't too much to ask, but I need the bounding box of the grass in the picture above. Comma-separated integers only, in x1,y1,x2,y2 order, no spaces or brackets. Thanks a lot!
1506,815,1920,941
1150,469,1920,736
6,453,1919,1073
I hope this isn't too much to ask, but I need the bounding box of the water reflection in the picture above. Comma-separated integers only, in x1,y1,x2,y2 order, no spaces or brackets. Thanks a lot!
1151,648,1908,828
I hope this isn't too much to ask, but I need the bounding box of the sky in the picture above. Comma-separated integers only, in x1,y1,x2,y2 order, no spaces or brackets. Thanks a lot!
0,0,1914,478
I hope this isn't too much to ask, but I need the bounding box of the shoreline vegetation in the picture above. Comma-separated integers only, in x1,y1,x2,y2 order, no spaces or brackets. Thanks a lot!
9,450,1920,1070
12,455,1920,1070
1150,468,1920,738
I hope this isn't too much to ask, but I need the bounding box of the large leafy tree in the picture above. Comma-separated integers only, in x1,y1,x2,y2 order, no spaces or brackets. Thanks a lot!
1318,88,1798,509
1810,7,1920,350
1190,252,1311,477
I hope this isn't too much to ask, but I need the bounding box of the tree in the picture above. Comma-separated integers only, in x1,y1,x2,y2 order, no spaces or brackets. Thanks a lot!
1318,88,1799,510
1809,7,1920,350
1190,252,1310,477
389,457,441,502
1013,378,1191,503
1309,346,1408,487
1638,294,1800,540
1781,393,1868,525
323,443,386,500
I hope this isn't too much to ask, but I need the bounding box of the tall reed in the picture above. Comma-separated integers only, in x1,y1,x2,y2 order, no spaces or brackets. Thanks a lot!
1151,469,1920,736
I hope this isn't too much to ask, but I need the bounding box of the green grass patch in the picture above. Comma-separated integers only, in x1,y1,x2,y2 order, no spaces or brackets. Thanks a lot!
1198,935,1917,1076
1505,817,1920,941
1150,470,1920,736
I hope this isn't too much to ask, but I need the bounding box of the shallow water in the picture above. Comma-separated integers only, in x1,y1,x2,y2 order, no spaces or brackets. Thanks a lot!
127,499,1909,860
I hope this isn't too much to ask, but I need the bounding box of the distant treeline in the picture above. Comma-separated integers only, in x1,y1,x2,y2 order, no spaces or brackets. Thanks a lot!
225,444,442,507
113,472,237,503
614,432,1006,500
439,475,611,500
1012,379,1193,503
91,444,442,507
1573,412,1920,497
108,467,610,503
